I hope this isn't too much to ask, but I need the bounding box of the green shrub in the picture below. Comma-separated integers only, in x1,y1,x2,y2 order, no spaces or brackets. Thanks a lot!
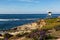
0,39,4,40
4,33,13,39
16,33,29,37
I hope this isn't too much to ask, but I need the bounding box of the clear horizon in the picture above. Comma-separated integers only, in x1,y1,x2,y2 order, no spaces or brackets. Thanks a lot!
0,0,60,14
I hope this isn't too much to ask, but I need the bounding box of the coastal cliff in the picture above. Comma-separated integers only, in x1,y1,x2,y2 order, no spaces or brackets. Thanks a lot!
7,19,46,35
17,19,46,30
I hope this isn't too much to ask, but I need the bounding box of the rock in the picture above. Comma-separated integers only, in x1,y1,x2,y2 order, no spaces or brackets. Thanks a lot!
37,19,46,28
57,19,60,22
58,16,60,18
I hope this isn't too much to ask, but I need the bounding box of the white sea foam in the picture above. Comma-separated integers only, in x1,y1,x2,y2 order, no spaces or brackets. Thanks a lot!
0,18,39,21
0,19,20,21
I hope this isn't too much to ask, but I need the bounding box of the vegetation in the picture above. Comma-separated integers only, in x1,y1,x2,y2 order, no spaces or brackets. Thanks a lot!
4,33,13,39
0,39,4,40
42,18,60,30
26,18,60,40
16,33,29,37
1,18,60,40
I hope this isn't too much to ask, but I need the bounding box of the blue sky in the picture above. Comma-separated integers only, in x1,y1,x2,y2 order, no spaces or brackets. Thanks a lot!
0,0,60,14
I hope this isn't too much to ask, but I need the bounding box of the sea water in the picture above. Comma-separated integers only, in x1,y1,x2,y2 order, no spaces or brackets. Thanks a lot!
0,14,60,30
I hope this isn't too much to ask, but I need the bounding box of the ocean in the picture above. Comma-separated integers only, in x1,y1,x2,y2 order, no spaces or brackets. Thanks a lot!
0,14,60,30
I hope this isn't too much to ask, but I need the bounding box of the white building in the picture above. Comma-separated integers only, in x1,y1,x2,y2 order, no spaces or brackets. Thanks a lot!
47,12,52,18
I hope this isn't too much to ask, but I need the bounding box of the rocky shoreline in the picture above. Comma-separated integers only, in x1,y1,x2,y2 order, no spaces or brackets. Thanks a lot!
0,17,60,40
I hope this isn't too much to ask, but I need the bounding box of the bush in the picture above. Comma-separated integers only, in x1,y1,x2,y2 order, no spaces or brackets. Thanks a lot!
45,34,57,40
26,29,47,40
0,39,4,40
16,33,29,37
4,33,13,39
54,25,60,31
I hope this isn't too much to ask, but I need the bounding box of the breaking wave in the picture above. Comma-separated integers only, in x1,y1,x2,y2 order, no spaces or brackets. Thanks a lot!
0,18,39,21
